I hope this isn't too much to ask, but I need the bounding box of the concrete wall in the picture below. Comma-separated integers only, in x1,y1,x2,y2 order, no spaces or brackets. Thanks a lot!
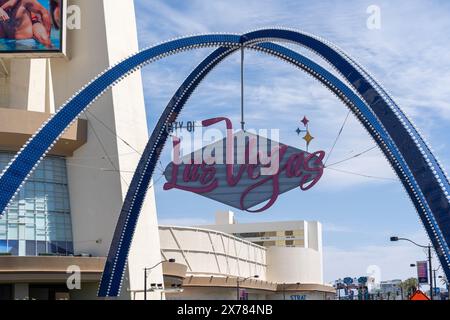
166,287,267,300
159,226,267,280
266,246,323,284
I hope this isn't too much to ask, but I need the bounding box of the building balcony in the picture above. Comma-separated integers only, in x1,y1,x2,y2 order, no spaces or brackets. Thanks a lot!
0,108,87,156
0,256,105,283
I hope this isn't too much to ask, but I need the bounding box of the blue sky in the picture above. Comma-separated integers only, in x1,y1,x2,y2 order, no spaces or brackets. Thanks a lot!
133,0,450,284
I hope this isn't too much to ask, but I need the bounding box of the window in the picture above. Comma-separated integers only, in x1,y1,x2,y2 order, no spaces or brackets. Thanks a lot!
264,231,277,237
0,153,73,256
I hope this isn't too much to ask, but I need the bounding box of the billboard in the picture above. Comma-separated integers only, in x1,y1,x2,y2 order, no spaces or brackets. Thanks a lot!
416,261,429,284
0,0,65,57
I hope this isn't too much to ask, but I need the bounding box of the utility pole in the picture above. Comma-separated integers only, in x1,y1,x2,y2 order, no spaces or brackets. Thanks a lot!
428,245,433,300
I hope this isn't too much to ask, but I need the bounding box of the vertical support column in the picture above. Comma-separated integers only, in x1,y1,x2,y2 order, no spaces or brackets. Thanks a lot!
8,60,31,109
27,59,47,112
6,59,48,112
45,60,56,114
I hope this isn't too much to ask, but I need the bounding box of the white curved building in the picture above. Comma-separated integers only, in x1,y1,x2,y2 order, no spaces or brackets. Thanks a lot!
159,212,334,300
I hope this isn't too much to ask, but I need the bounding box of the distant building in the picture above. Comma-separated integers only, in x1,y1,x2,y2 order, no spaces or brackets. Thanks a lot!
333,276,377,300
198,211,323,284
380,279,403,299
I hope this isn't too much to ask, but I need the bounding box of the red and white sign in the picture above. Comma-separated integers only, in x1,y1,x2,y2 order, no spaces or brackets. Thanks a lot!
163,117,325,212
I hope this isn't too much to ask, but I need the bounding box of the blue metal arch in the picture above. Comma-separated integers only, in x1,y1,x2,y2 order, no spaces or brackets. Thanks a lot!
0,29,446,297
99,41,450,296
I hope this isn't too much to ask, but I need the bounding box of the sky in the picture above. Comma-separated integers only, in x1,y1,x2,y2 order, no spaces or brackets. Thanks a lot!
132,0,450,285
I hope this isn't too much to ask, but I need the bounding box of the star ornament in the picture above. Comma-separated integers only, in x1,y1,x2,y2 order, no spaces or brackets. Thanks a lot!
301,116,309,127
303,130,314,145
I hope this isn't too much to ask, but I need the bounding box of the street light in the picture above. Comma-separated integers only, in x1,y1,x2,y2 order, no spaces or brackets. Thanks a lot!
144,258,175,300
236,275,259,300
390,236,433,300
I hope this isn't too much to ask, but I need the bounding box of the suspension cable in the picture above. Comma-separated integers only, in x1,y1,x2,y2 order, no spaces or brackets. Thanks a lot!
83,111,129,187
85,109,142,155
324,110,351,165
325,166,397,181
326,146,377,168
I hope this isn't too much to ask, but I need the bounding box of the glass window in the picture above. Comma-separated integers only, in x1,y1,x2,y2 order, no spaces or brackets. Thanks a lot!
264,231,277,237
26,227,36,240
0,240,7,254
7,224,18,239
67,242,74,255
0,153,73,256
7,241,18,255
36,241,47,255
26,241,36,256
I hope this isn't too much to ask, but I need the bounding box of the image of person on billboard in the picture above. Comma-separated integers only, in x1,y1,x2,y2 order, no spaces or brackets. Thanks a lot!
50,0,59,29
0,0,61,51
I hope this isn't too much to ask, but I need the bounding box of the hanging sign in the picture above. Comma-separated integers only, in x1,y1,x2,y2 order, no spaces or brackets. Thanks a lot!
416,261,429,284
163,117,325,212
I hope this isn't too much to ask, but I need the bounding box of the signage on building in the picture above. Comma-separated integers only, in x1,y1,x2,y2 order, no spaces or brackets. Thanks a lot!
343,277,354,285
358,276,368,284
239,289,249,300
163,117,325,212
290,294,307,300
416,261,428,284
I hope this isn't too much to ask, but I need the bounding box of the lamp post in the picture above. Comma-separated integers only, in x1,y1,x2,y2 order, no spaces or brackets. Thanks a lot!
390,236,433,300
144,258,175,300
236,275,259,300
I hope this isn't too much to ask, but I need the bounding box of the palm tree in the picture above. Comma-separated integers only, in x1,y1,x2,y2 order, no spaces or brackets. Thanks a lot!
401,278,418,299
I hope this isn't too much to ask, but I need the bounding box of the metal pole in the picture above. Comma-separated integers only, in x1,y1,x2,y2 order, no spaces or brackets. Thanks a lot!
236,279,240,300
144,268,147,301
433,269,437,299
428,245,433,300
240,46,245,131
446,279,450,301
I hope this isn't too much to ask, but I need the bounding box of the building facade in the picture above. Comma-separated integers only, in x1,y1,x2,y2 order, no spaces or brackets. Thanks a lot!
0,0,162,300
158,211,334,300
198,211,323,284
